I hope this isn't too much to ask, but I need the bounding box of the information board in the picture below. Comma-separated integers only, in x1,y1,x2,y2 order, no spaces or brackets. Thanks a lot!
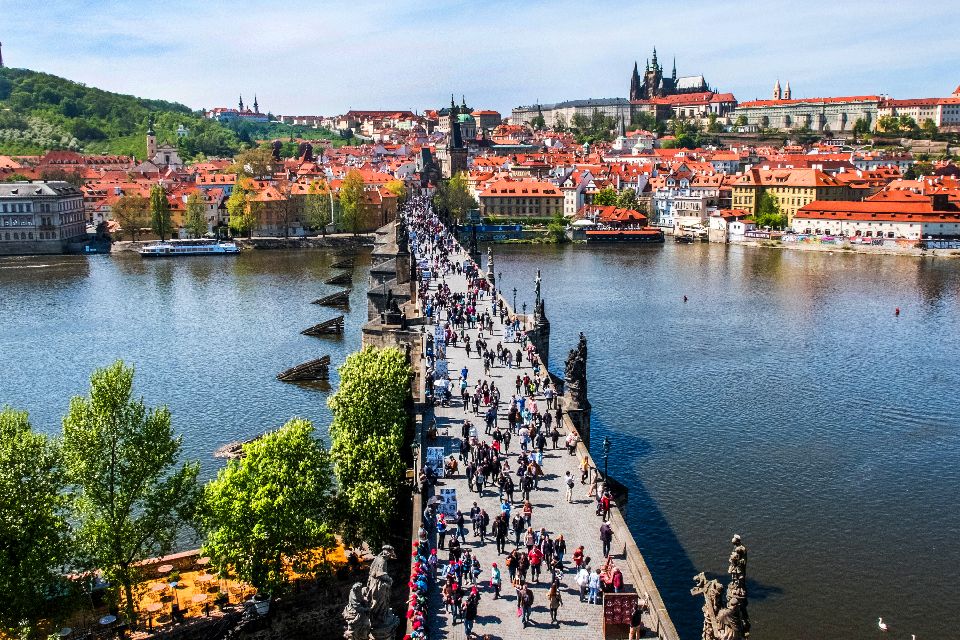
602,592,638,629
425,447,446,478
437,488,458,517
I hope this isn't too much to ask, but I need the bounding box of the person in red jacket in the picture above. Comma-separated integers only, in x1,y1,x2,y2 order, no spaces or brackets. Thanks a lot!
573,545,585,569
528,545,543,582
612,566,624,593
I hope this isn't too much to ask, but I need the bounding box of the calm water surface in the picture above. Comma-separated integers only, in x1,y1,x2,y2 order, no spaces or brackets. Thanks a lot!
0,249,370,473
2,243,958,638
490,242,960,640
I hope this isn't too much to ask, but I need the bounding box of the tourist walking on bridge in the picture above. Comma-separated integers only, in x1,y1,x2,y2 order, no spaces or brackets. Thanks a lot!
600,520,614,558
547,581,563,624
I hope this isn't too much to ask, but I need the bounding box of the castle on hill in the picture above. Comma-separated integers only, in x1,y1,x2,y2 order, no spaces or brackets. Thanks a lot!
629,47,711,101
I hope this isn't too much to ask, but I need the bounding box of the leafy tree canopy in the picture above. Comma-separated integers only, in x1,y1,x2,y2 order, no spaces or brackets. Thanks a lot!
201,418,335,595
62,361,200,625
0,407,70,631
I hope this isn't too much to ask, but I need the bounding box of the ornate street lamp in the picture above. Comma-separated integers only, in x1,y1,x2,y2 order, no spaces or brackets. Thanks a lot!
513,287,517,311
603,436,611,480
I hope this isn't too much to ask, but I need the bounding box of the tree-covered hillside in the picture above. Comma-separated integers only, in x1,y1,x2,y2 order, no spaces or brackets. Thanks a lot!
0,68,345,159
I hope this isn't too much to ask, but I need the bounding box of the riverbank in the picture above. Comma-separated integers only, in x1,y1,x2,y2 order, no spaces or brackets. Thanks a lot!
734,237,960,259
111,234,374,253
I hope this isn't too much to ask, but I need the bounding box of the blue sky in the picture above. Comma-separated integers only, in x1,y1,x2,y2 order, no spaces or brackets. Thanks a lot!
2,0,959,117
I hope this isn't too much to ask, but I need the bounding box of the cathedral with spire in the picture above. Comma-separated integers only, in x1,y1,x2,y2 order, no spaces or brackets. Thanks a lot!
629,47,710,101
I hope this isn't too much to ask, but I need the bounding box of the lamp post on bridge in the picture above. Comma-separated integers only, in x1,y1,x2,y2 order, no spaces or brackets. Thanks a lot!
512,287,517,311
602,436,611,481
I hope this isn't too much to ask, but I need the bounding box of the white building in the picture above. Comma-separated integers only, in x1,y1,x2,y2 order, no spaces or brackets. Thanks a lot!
653,177,719,229
793,197,960,239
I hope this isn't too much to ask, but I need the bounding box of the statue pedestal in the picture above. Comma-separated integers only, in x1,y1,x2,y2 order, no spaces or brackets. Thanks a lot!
565,400,591,448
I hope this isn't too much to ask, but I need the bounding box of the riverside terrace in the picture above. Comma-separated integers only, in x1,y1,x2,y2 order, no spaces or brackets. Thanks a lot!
407,212,678,640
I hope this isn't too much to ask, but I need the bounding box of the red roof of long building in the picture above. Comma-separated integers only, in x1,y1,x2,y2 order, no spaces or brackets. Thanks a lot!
738,95,882,108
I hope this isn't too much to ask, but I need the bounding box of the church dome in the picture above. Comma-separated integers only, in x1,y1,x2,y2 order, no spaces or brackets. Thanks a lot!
457,113,475,123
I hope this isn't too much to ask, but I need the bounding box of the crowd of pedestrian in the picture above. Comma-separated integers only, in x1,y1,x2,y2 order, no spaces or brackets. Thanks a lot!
404,201,648,638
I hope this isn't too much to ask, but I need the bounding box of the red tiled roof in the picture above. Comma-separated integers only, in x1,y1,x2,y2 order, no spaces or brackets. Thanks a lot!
796,199,960,223
481,179,562,197
738,95,881,108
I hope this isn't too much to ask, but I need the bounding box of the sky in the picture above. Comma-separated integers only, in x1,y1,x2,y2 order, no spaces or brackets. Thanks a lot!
2,0,959,117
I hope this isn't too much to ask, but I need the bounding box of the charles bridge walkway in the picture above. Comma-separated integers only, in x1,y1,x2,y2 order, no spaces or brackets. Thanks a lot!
406,222,679,640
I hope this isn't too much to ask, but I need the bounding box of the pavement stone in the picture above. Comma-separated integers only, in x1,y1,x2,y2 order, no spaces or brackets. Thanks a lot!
416,242,656,640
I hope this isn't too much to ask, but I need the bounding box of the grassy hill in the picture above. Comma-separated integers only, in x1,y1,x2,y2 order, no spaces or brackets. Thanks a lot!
0,68,345,160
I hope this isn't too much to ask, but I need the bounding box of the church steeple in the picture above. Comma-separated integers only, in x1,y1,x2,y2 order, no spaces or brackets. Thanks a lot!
630,62,640,101
253,94,259,114
239,94,244,111
773,79,782,100
784,81,791,100
652,47,659,71
672,57,677,81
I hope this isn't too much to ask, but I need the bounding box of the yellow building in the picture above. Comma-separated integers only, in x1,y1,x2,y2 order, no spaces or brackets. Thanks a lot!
479,179,564,218
731,168,857,223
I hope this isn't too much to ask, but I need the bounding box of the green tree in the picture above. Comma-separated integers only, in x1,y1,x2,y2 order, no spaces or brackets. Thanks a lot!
201,418,335,595
305,179,332,233
1,172,31,182
230,145,274,179
877,115,898,133
734,115,748,128
754,191,788,229
384,179,408,205
62,361,200,626
111,193,150,241
433,172,477,224
149,184,171,240
898,114,919,133
227,182,257,238
546,211,567,243
185,191,207,238
338,169,367,234
553,113,568,132
530,114,546,130
593,186,618,206
921,118,938,139
616,188,639,210
852,117,872,139
706,113,723,133
0,407,70,631
328,346,410,548
570,113,590,133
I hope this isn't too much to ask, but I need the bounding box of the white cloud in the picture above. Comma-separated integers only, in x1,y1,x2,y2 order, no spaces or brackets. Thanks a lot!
1,0,958,115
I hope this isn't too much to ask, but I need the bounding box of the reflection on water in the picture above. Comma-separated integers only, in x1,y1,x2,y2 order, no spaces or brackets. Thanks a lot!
489,242,960,640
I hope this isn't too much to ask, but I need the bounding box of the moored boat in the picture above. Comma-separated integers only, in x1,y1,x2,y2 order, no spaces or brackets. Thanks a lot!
139,240,240,257
585,228,665,243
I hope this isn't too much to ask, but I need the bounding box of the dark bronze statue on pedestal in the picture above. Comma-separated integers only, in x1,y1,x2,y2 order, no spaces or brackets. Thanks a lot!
691,535,750,640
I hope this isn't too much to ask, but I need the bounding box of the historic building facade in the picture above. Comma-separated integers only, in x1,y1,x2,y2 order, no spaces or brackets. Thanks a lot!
629,48,710,101
729,95,881,133
0,181,87,255
512,49,730,127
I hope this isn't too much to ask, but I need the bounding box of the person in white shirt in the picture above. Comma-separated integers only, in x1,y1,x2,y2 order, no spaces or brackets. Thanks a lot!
576,565,590,602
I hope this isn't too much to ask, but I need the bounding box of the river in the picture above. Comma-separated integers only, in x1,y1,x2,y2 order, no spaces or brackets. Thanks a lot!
489,241,959,640
0,249,371,475
1,243,957,638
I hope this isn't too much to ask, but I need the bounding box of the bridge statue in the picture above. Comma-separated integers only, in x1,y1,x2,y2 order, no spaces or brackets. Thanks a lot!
534,269,541,308
564,332,588,409
342,582,371,640
691,535,750,640
366,545,400,639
